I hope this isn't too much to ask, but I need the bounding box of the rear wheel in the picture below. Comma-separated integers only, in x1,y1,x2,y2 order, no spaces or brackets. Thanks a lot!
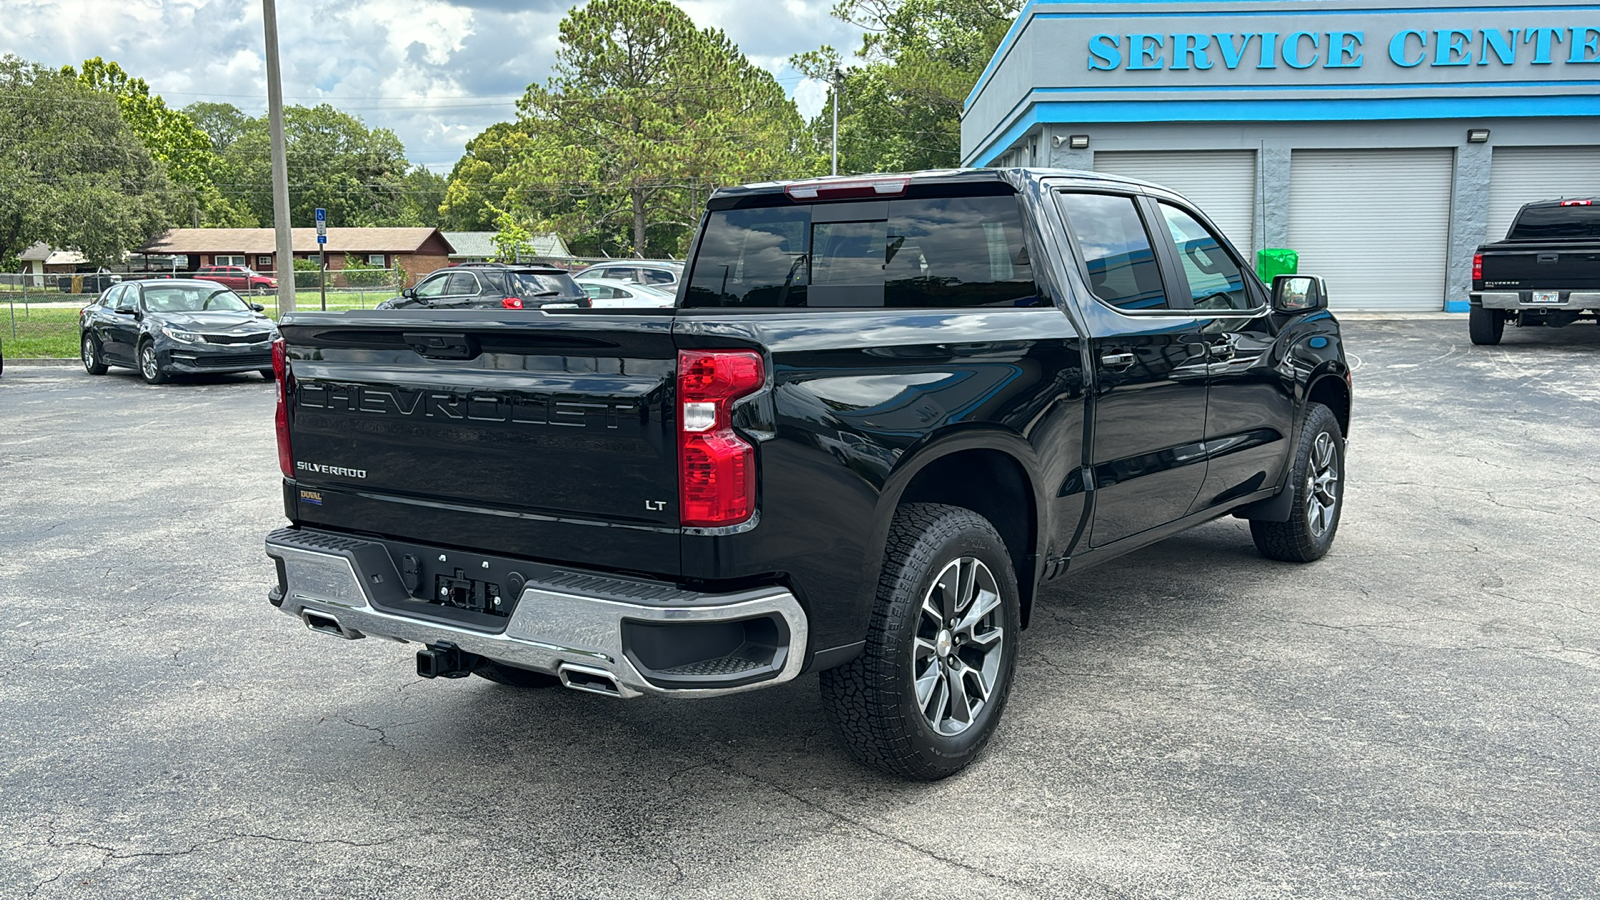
82,333,108,375
475,661,559,688
1469,306,1504,345
820,503,1020,780
259,369,275,380
138,341,169,385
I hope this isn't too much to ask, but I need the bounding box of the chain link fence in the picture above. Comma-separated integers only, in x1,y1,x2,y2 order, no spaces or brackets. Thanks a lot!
2,267,406,358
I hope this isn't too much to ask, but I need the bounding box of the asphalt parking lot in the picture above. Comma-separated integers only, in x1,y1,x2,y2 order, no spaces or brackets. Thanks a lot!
2,316,1598,899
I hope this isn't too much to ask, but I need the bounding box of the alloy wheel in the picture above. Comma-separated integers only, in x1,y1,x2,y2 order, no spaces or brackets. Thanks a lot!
1305,432,1340,537
140,345,158,381
82,336,95,369
913,556,1005,736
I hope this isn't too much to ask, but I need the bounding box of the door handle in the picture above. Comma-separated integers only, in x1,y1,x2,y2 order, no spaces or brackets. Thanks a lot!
1100,351,1135,370
1206,340,1235,361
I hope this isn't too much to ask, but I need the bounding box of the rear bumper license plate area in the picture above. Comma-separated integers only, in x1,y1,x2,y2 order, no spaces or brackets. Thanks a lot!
264,527,809,697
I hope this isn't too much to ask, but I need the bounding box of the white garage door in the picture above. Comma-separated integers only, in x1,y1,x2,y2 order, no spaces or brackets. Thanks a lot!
1289,149,1454,311
1487,146,1600,241
1094,151,1257,254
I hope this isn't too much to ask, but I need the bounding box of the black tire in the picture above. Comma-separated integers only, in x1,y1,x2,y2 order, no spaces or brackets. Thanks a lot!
820,503,1021,780
259,369,275,380
137,341,169,385
475,661,559,688
1469,306,1504,345
82,333,108,375
1251,403,1344,563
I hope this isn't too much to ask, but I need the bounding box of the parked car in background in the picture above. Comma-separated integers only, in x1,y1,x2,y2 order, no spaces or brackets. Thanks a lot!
573,261,683,288
57,271,121,294
377,263,590,310
574,277,675,308
79,279,279,384
195,265,278,294
1470,198,1600,345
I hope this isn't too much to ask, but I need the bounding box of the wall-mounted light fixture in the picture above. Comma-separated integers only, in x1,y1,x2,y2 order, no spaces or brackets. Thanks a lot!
1467,129,1491,144
1052,134,1091,150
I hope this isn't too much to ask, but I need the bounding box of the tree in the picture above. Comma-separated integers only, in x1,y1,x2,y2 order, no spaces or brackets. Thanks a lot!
490,210,533,262
794,0,1022,173
509,0,817,257
439,122,535,231
222,104,420,228
184,101,252,154
0,55,174,266
63,57,252,226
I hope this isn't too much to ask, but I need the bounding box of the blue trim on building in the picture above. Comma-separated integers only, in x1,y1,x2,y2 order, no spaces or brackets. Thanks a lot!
963,2,1600,112
1444,300,1471,312
967,94,1600,165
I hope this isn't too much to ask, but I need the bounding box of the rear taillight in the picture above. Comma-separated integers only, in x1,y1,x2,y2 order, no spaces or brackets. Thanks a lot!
1560,199,1592,206
272,338,293,478
501,297,524,309
1472,252,1483,282
677,350,764,527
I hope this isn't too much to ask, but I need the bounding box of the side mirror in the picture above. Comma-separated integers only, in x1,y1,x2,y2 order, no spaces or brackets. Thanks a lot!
402,288,416,299
250,303,266,312
1271,274,1328,313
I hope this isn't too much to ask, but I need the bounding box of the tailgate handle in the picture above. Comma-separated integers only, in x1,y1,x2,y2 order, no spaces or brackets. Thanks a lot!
1536,253,1559,264
403,332,479,360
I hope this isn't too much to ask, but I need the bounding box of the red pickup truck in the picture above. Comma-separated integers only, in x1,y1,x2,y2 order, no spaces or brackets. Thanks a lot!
195,265,277,293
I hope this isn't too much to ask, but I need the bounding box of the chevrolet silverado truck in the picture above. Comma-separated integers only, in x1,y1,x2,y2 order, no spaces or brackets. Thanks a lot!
264,169,1351,779
1470,198,1600,345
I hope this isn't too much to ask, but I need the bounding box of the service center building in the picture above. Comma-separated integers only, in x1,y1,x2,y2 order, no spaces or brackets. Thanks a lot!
961,0,1600,310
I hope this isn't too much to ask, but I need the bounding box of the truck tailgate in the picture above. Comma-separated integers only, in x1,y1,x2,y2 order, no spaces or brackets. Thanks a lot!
1479,242,1600,291
279,311,679,573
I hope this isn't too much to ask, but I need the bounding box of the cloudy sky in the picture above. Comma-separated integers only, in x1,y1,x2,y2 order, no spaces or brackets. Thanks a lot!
1,0,865,171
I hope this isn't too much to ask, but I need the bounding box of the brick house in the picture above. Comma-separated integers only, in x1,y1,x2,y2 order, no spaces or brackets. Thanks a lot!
140,228,456,287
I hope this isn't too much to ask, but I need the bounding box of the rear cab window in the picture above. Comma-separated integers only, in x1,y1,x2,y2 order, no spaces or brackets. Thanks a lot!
683,184,1040,309
1508,203,1600,240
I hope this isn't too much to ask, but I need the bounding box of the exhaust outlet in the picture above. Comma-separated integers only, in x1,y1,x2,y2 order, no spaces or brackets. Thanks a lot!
558,663,622,698
302,610,358,639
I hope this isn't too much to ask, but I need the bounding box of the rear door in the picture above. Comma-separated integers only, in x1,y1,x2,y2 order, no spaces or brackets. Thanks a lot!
1055,190,1210,547
281,311,681,571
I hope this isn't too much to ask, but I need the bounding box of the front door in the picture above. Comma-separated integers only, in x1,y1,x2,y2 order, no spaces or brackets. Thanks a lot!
1055,191,1210,547
1150,200,1295,513
104,284,143,363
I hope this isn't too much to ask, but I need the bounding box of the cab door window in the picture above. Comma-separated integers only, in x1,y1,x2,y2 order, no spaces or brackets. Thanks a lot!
1057,193,1168,311
1157,203,1252,311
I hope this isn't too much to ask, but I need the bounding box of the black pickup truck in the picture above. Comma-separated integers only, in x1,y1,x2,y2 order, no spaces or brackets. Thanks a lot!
264,169,1351,779
1470,198,1600,345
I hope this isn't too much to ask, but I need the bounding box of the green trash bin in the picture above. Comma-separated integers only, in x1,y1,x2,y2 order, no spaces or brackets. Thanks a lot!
1256,248,1298,283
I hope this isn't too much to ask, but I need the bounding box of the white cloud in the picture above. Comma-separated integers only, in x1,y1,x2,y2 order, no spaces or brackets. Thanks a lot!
1,0,864,169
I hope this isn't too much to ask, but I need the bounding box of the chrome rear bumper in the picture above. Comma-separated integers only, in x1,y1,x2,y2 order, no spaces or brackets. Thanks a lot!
265,527,807,698
1474,291,1600,311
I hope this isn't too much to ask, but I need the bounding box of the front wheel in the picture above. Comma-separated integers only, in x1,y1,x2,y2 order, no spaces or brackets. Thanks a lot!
820,503,1020,780
1251,403,1344,562
82,333,108,375
138,342,169,385
1469,306,1504,345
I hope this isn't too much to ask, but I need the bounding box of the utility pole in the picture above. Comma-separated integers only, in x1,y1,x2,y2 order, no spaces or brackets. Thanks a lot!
262,0,295,314
831,68,843,176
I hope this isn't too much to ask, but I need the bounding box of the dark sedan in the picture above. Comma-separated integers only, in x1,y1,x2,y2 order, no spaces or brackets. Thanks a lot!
79,279,280,384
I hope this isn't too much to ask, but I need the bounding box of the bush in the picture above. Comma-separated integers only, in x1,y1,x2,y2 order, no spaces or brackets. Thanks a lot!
292,258,320,289
340,258,392,289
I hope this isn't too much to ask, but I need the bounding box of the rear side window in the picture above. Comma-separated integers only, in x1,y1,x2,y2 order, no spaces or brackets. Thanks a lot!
1508,204,1600,240
643,269,675,285
510,272,580,298
684,194,1039,309
1057,193,1167,311
444,272,480,295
